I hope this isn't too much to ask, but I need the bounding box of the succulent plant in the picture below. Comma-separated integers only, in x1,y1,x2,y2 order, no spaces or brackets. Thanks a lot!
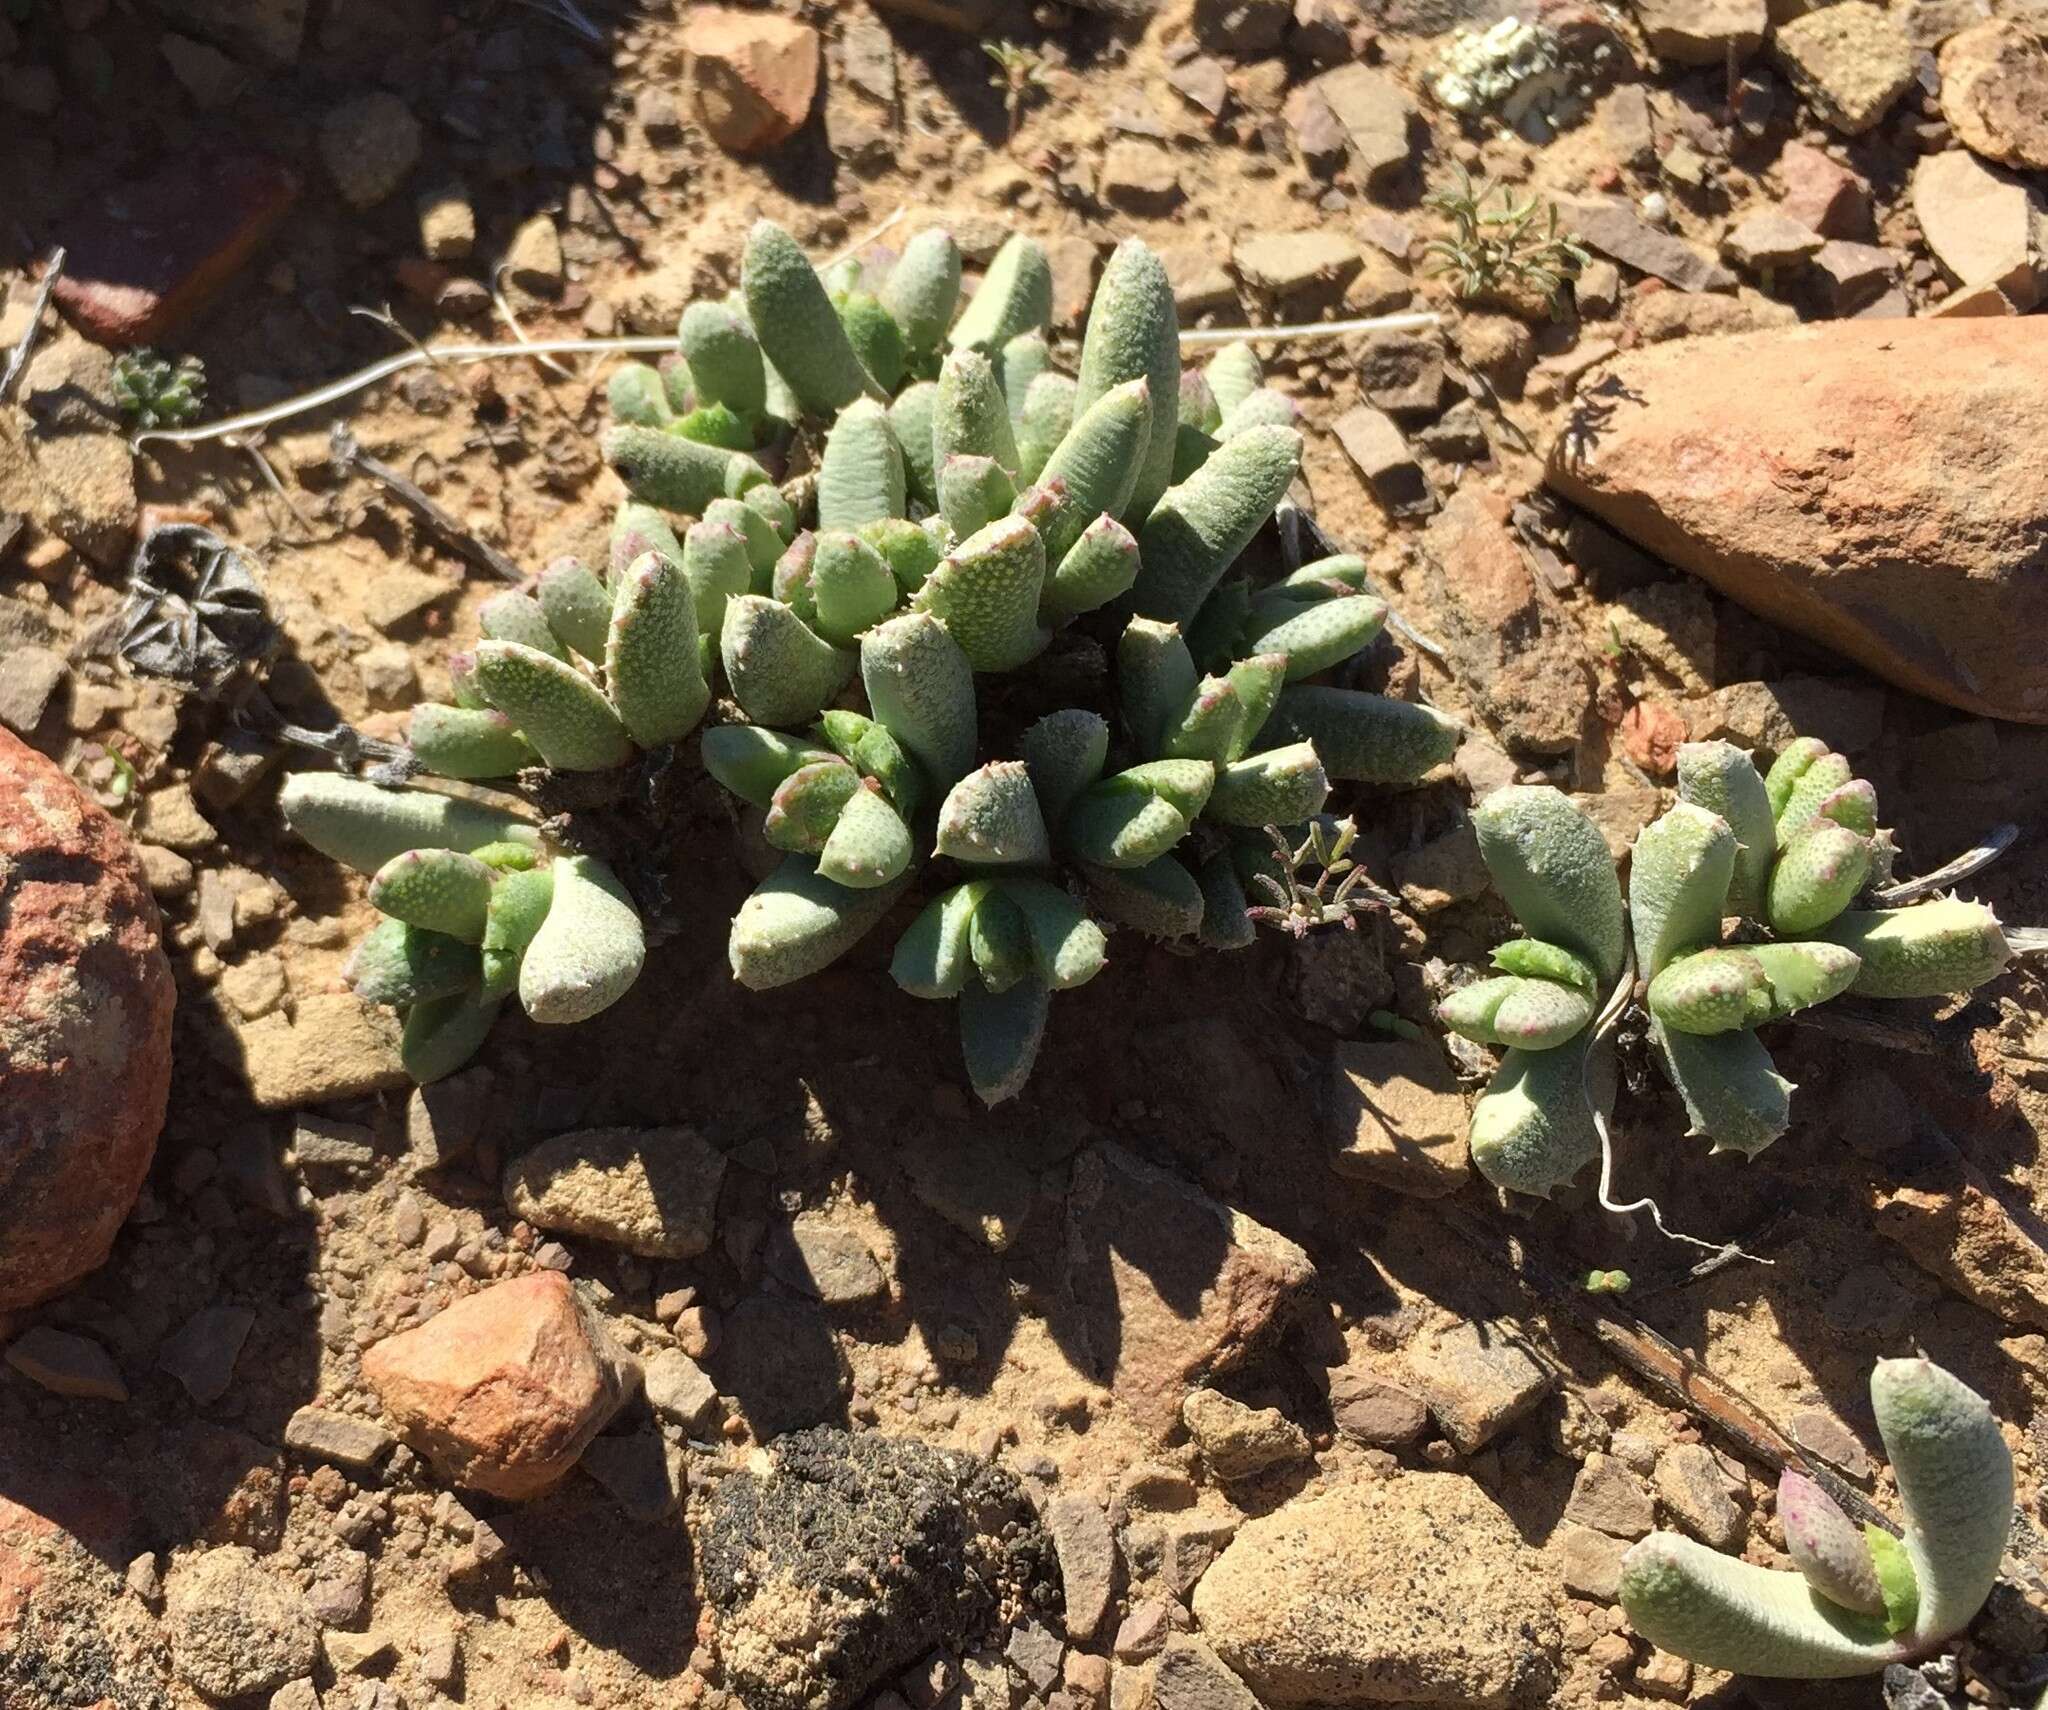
1621,1357,2013,1677
113,348,207,430
284,220,1460,1100
1446,740,2016,1196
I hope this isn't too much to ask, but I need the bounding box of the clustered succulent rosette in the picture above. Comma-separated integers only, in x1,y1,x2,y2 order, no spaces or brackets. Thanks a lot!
1622,1356,2013,1677
1446,738,2016,1196
280,220,1460,1098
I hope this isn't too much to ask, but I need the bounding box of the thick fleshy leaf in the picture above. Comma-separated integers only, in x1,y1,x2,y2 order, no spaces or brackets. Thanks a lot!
1767,821,1872,936
1778,1472,1885,1617
370,848,496,943
607,550,710,748
1241,590,1388,682
478,591,566,660
1653,1019,1792,1157
1019,709,1109,829
1677,740,1777,922
1644,949,1769,1037
1629,803,1736,980
809,531,900,645
601,425,764,513
1117,617,1198,757
408,704,537,780
1439,975,1594,1050
1206,742,1328,826
1195,850,1257,950
764,758,861,854
1035,377,1150,564
720,595,856,727
1490,937,1599,992
861,612,977,792
1468,1035,1611,1199
538,558,614,659
518,853,645,1025
741,219,880,415
730,856,908,990
1000,876,1107,990
479,865,554,1000
1080,855,1204,939
1073,238,1180,521
279,774,538,875
891,881,991,999
345,917,480,1008
610,501,684,582
912,514,1048,672
702,724,832,806
816,784,914,889
1130,424,1302,625
938,453,1018,541
816,397,906,532
934,347,1021,474
889,380,940,507
471,641,634,772
959,974,1051,1107
1041,513,1140,624
682,518,757,636
947,233,1053,356
401,989,503,1085
1264,686,1462,786
678,299,768,415
968,887,1034,993
935,760,1051,867
1015,370,1077,484
1822,899,2011,999
881,227,962,355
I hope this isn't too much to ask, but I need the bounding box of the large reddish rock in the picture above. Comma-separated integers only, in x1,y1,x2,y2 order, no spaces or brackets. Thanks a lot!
684,8,820,156
51,153,296,347
1547,320,2048,723
0,729,174,1309
361,1272,638,1499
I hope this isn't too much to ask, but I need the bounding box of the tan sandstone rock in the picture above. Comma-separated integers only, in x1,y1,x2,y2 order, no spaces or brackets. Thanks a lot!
1192,1473,1561,1705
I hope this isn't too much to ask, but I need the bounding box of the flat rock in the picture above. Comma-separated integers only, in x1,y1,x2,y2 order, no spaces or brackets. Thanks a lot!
1412,488,1590,753
1634,0,1766,65
1721,210,1823,271
1326,1039,1470,1197
710,1294,847,1438
1564,1452,1655,1538
1772,2,1916,134
1940,21,2048,170
767,1218,888,1307
1546,319,2048,722
154,0,308,64
29,430,137,567
1192,1474,1560,1706
283,1405,395,1471
1654,1442,1746,1549
1325,1366,1429,1447
1063,1143,1315,1439
685,8,820,154
1911,149,2041,307
5,1326,126,1400
1100,140,1183,214
165,1545,318,1701
234,992,407,1109
898,1129,1038,1252
1180,1388,1310,1481
318,91,421,209
643,1348,720,1435
1154,1636,1262,1710
697,1427,1058,1710
160,1304,256,1404
1555,196,1736,292
1775,141,1872,238
1232,231,1362,307
51,152,295,346
1556,1522,1628,1600
1411,1319,1555,1454
1334,405,1432,519
361,1272,638,1499
503,1125,726,1259
1048,1494,1116,1641
1309,64,1419,189
1878,1160,2048,1330
0,729,174,1309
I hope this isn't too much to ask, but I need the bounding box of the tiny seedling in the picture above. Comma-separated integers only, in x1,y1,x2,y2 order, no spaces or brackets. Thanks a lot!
112,349,206,430
984,41,1049,142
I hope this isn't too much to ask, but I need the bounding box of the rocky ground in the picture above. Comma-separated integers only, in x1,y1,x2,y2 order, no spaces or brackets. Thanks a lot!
4,1,2048,1709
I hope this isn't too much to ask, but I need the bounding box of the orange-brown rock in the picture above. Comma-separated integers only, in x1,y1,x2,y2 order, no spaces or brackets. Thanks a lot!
0,728,175,1309
361,1272,638,1499
1548,320,2048,723
684,8,820,156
